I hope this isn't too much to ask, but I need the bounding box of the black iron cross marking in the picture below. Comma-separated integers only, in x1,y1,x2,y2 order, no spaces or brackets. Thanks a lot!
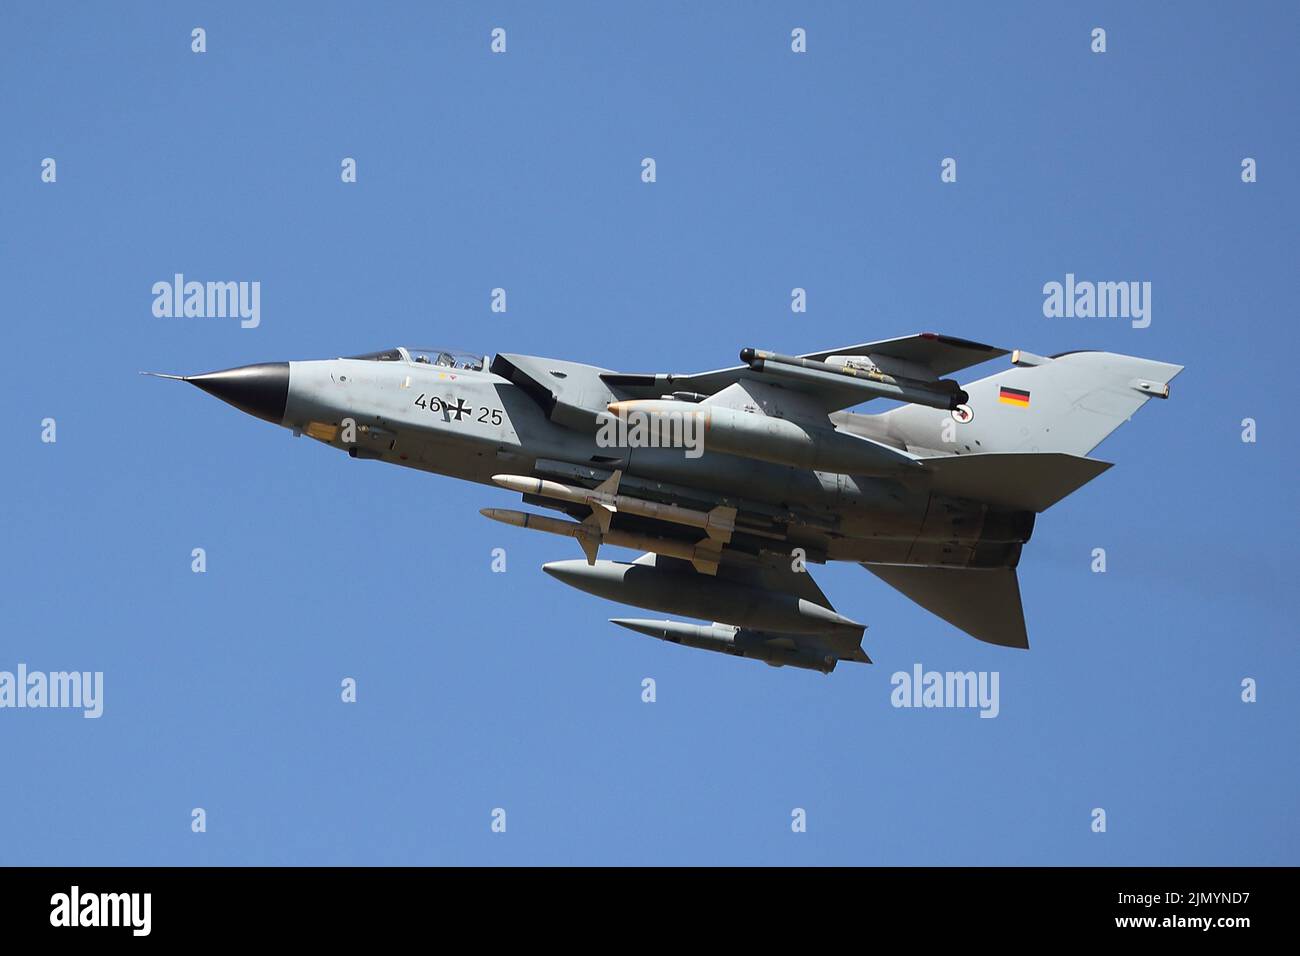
448,398,471,421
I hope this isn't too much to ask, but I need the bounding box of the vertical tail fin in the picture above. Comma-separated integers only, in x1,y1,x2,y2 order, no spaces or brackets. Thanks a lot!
882,350,1183,457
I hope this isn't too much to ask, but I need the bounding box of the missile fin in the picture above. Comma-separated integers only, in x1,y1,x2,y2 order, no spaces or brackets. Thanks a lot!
589,501,615,533
704,505,737,542
576,514,603,564
576,533,600,564
594,469,622,496
691,539,723,576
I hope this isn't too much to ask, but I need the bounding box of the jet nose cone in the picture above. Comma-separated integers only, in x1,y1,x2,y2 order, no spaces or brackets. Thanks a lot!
186,362,289,424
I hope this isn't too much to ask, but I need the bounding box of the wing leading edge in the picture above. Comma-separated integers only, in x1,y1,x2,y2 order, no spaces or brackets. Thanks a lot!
601,333,1007,412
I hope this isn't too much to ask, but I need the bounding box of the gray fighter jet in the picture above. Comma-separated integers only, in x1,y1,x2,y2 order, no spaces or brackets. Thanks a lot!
147,335,1181,673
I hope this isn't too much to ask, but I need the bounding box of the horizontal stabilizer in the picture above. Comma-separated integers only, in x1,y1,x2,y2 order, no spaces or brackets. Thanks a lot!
863,564,1028,648
922,452,1111,512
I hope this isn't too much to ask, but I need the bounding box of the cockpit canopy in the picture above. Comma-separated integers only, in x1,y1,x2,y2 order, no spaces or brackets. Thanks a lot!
345,347,487,371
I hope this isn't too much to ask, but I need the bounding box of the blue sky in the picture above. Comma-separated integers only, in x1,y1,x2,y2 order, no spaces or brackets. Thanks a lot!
2,1,1296,865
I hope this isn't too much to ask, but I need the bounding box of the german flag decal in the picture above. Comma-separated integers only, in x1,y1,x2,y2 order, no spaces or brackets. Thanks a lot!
998,386,1031,407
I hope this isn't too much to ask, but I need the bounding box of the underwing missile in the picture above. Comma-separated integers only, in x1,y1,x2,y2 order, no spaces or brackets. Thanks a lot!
542,558,865,638
740,347,968,410
491,471,736,541
480,508,723,574
609,618,840,673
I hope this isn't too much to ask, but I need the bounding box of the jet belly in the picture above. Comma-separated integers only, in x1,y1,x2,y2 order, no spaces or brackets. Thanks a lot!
617,445,826,512
611,447,933,548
